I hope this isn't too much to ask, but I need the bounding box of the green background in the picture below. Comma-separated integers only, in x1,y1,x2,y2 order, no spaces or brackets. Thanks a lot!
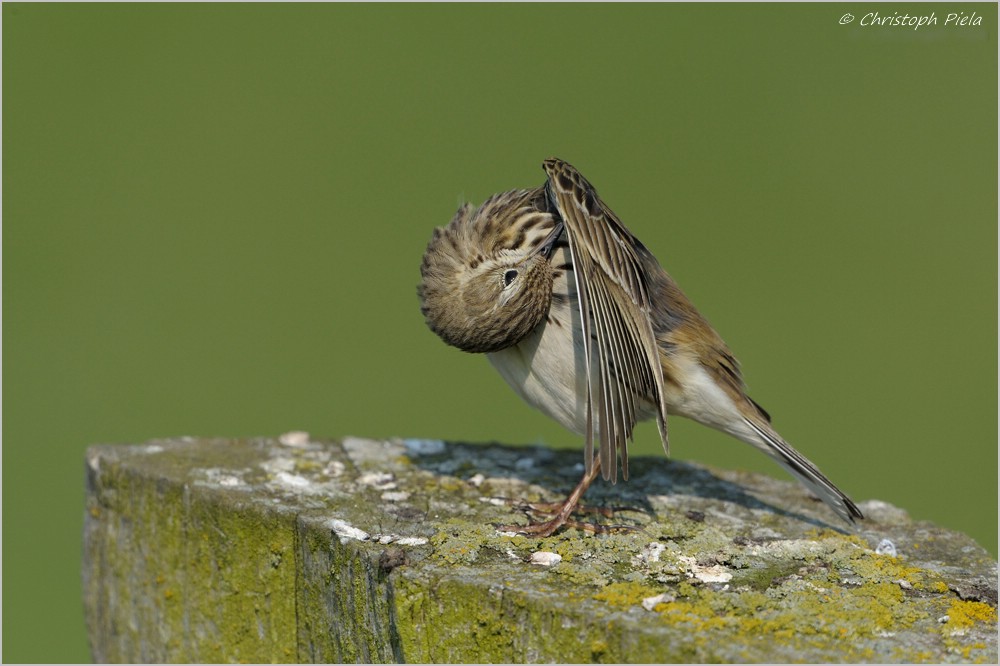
3,3,996,661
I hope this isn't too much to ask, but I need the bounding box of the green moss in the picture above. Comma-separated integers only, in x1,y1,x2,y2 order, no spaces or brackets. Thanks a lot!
182,489,299,662
593,581,662,609
435,476,467,492
293,459,323,473
427,520,498,565
86,455,299,663
730,561,803,591
393,573,519,661
675,580,698,598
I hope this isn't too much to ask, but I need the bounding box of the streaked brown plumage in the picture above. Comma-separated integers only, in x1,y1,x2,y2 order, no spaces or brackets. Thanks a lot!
418,158,862,536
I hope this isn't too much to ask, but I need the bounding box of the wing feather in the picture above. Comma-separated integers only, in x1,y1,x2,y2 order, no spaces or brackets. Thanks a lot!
543,158,669,482
564,234,598,473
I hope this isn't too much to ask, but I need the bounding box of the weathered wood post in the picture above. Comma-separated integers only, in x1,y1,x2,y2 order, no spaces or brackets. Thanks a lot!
83,436,997,663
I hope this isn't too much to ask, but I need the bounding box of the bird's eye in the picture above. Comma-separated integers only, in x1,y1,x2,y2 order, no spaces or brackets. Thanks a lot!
503,269,519,287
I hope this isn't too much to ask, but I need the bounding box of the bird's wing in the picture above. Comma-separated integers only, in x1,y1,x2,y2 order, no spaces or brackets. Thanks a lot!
542,158,669,482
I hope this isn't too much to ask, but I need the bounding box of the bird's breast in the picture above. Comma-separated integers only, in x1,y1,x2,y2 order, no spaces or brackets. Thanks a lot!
487,286,589,434
486,251,658,434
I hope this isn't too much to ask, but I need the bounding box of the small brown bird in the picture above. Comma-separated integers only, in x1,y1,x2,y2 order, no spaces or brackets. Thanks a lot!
418,158,862,536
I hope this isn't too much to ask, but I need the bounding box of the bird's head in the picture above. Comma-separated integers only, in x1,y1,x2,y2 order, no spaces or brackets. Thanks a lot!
418,188,563,353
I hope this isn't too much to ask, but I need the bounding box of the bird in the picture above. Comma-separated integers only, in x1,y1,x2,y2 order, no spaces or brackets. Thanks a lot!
418,158,863,536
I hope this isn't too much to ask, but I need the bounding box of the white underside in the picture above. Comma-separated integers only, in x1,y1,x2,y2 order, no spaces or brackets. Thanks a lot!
487,291,602,435
487,275,759,449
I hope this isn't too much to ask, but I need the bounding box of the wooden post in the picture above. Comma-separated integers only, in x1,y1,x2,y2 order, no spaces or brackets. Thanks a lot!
83,436,997,662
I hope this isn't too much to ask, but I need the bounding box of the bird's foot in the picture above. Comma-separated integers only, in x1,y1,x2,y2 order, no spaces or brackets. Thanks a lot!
494,515,639,537
489,459,634,537
504,497,616,519
493,498,640,537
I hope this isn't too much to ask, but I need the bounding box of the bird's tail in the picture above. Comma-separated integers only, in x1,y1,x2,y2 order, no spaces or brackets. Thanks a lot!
742,417,863,525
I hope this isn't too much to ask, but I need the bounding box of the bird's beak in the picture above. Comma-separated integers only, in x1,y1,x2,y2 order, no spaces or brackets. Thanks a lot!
531,221,564,261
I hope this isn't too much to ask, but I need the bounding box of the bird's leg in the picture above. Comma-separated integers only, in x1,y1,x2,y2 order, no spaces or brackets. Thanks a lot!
496,458,633,537
513,470,614,517
518,500,616,519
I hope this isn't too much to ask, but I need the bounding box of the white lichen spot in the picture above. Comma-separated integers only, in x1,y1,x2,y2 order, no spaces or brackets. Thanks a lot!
633,541,667,565
195,468,248,489
275,471,311,489
381,491,410,502
260,457,296,474
279,431,311,447
678,555,733,583
895,578,913,590
358,471,397,490
324,461,346,477
370,533,428,546
694,566,733,583
641,593,676,611
528,551,562,566
748,539,824,559
468,473,486,487
328,519,370,543
358,471,392,485
142,444,165,455
875,539,898,557
480,497,510,506
497,530,523,538
402,438,446,456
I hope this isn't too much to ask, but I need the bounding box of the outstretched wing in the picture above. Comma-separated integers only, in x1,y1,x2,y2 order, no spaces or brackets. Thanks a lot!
542,158,669,482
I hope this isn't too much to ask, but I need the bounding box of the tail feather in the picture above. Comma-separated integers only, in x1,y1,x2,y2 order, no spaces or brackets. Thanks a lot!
744,418,863,525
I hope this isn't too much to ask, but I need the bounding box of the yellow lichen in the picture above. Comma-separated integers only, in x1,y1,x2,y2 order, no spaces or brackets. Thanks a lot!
593,582,661,609
946,600,997,631
842,546,937,592
658,599,732,633
675,581,698,599
436,477,465,492
804,528,868,549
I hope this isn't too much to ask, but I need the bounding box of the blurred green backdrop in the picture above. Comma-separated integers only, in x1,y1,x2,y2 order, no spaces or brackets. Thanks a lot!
3,3,996,661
